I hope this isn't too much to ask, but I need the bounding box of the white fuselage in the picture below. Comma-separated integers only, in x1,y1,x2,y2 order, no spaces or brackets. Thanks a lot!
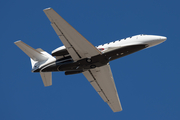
38,34,166,73
96,34,166,53
52,34,166,56
29,34,167,72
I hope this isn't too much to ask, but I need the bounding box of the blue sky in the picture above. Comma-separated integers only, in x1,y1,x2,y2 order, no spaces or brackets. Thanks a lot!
1,0,180,119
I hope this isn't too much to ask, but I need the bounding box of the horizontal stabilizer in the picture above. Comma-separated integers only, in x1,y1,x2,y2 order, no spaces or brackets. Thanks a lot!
40,72,52,87
14,40,48,61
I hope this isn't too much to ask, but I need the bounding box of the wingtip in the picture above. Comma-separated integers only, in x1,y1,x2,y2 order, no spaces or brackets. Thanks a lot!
113,108,123,112
43,7,52,11
14,40,22,44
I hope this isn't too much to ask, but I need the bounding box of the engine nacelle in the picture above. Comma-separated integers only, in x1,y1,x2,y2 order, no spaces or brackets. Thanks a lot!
51,46,69,56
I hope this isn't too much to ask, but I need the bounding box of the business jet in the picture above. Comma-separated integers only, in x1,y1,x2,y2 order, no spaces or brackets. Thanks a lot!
14,8,166,112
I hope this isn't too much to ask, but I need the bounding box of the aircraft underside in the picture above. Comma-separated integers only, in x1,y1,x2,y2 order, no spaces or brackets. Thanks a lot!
35,44,147,74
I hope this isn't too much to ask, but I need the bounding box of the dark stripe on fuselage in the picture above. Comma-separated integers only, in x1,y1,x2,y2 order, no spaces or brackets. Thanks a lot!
103,44,147,61
34,44,147,73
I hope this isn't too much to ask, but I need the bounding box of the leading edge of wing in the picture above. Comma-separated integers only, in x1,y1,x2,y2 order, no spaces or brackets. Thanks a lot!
83,64,122,112
43,8,101,61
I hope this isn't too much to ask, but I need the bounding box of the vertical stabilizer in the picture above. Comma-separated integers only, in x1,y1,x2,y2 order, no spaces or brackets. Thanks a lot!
40,72,52,86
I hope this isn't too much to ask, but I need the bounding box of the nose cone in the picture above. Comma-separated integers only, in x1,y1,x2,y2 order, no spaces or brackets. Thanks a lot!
144,35,167,48
160,36,167,42
155,36,167,45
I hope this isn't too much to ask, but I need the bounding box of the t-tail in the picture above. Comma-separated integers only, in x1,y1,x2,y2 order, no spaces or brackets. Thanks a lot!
14,40,56,87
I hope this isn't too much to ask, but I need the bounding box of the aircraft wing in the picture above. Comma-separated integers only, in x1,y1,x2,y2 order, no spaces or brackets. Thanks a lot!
43,8,101,61
83,63,122,112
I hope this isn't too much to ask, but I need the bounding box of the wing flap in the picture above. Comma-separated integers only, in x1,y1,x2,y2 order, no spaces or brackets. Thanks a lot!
90,81,101,92
83,64,122,112
98,91,108,102
90,81,108,102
